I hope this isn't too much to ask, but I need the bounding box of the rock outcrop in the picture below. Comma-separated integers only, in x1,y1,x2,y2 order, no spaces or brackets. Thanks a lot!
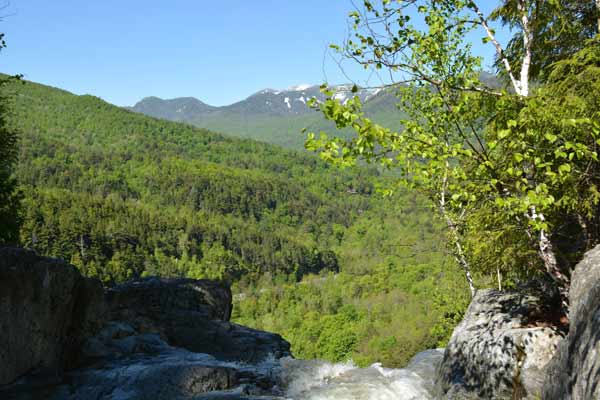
106,278,290,363
0,247,291,399
543,245,600,399
0,247,104,386
435,289,564,399
49,322,283,400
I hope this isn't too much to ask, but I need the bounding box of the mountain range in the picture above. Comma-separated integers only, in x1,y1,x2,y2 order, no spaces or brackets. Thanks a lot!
128,84,402,149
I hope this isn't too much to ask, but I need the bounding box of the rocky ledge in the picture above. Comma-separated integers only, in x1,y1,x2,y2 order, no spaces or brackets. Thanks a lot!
0,247,290,400
435,289,564,399
543,245,600,399
435,244,600,399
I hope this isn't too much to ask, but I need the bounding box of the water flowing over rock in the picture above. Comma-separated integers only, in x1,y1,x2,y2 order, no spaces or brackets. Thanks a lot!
49,323,283,399
543,245,600,399
278,349,444,400
435,289,564,399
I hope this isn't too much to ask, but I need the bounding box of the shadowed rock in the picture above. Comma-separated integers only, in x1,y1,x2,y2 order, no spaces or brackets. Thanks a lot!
543,245,600,399
0,247,105,386
0,247,290,399
435,289,564,399
106,277,290,363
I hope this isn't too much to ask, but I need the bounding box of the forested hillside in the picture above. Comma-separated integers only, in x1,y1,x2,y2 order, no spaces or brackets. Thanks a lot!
7,77,471,366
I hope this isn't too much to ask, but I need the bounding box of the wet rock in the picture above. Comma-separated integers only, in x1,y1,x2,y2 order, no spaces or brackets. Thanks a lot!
51,357,240,399
0,247,104,386
80,321,170,362
49,325,282,399
435,289,564,399
543,245,600,399
0,248,290,399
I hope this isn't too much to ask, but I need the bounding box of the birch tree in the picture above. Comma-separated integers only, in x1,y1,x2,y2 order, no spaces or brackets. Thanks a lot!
306,0,600,313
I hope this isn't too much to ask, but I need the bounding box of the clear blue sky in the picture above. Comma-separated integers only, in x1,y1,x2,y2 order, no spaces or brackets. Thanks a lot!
1,1,505,106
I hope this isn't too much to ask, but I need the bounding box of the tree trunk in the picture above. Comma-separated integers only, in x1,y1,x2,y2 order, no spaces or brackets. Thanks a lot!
497,266,502,291
448,223,477,298
439,166,477,298
517,0,532,96
538,227,570,316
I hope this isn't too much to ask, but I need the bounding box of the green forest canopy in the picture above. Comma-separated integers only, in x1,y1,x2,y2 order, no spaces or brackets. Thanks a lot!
6,76,472,366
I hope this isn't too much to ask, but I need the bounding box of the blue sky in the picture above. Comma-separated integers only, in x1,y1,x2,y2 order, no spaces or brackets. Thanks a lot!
1,1,506,106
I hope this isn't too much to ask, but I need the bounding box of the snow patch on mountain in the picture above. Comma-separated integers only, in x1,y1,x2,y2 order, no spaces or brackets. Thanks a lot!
288,84,313,91
262,89,282,95
333,91,350,105
365,88,384,101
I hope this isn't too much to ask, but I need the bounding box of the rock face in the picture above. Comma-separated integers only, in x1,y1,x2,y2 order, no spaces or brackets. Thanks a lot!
543,245,600,399
435,289,564,399
106,278,291,363
0,247,291,399
107,277,232,322
0,247,104,386
49,322,282,400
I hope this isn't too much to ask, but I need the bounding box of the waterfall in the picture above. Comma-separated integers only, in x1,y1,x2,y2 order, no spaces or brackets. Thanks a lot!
277,349,444,399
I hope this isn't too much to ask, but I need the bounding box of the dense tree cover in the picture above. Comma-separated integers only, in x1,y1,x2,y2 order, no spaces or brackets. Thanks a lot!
233,200,478,367
307,0,600,315
9,78,379,284
6,76,473,366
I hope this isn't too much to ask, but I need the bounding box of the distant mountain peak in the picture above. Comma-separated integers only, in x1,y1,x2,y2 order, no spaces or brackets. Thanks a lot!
128,83,396,134
131,96,216,123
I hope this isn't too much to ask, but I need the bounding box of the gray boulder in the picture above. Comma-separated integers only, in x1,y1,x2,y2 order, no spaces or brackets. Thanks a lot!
47,322,283,399
543,245,600,399
107,277,232,322
0,248,291,399
435,289,564,399
106,278,291,363
0,247,104,386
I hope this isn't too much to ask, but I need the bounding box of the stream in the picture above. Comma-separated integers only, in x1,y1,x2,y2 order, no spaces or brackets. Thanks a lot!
277,349,444,400
40,334,444,400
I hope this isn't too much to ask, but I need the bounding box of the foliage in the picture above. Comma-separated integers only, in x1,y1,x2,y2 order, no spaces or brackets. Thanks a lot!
233,197,482,367
0,35,22,244
234,259,475,367
306,1,600,307
9,77,381,284
8,75,475,366
491,0,599,81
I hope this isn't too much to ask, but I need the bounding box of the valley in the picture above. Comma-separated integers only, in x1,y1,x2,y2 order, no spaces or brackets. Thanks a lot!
2,1,599,397
7,76,470,368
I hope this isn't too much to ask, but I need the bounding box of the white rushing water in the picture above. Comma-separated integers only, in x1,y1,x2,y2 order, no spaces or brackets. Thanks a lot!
277,348,445,400
53,340,444,399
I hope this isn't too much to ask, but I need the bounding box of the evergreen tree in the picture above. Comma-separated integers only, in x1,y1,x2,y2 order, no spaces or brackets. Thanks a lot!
0,33,21,243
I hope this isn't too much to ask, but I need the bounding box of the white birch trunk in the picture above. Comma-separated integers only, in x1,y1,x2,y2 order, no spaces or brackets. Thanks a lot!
517,0,532,97
440,168,477,298
497,266,502,291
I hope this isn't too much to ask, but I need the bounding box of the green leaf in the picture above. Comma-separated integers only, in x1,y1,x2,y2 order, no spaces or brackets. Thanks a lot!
558,164,571,175
544,133,558,143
